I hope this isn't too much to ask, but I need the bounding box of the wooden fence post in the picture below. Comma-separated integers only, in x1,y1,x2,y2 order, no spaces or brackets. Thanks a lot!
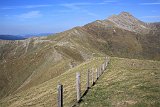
99,67,101,77
100,66,102,76
102,64,103,71
97,68,99,78
101,66,103,74
57,84,63,107
86,69,90,90
106,60,108,67
76,72,81,102
101,64,103,75
92,69,94,85
101,65,103,74
96,68,98,80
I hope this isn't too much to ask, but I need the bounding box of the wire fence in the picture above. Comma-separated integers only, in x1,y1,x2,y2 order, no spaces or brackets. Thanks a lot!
57,57,110,107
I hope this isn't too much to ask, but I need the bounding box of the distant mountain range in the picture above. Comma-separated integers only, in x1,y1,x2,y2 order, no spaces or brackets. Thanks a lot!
21,33,54,38
0,33,54,40
0,35,26,40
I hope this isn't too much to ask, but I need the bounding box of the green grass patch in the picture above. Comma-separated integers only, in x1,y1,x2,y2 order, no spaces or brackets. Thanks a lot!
79,57,160,107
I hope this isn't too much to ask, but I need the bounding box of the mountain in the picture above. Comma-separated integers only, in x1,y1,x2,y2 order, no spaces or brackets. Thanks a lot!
21,33,54,38
83,12,160,60
0,33,54,40
0,35,26,40
107,12,150,33
0,12,160,107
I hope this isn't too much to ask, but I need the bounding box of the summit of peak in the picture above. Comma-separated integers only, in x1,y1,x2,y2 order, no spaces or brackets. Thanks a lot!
107,12,149,33
118,12,136,20
119,12,132,16
107,12,135,20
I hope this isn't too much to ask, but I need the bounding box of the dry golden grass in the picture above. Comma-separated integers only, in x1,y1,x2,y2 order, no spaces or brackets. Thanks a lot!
0,57,106,107
1,57,160,107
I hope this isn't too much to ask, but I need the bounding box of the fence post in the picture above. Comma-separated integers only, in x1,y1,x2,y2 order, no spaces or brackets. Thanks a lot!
106,60,108,68
96,68,98,80
99,67,101,77
101,64,103,72
97,68,99,78
57,83,63,107
86,69,90,90
100,66,102,76
101,65,103,74
92,69,94,85
76,72,81,102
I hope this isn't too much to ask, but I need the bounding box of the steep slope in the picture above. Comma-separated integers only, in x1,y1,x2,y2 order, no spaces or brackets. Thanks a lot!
80,57,160,107
0,28,105,99
107,12,150,34
0,37,67,99
83,12,160,60
0,57,106,107
83,20,144,58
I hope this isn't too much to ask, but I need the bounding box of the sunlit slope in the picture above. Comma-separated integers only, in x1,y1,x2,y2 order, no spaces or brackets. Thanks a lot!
0,57,106,107
80,57,160,107
0,31,105,99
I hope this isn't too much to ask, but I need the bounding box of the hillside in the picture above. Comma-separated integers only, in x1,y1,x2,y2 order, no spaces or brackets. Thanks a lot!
0,30,105,99
0,57,106,107
80,57,160,107
0,57,159,107
83,12,160,60
0,12,160,106
21,33,54,38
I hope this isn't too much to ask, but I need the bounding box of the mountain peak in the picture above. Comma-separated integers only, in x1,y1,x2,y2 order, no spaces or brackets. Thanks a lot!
119,11,132,16
108,12,136,21
107,12,150,33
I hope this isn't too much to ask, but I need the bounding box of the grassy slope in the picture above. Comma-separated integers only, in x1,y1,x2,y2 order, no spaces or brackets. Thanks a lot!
0,39,67,99
1,57,159,107
0,29,105,99
83,20,160,61
0,57,106,107
0,19,159,106
80,57,160,107
1,20,159,100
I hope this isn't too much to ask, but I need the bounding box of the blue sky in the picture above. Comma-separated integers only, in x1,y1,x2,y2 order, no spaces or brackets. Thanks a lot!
0,0,160,35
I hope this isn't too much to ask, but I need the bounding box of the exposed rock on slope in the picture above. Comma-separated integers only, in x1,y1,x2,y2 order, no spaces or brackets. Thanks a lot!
107,12,150,34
